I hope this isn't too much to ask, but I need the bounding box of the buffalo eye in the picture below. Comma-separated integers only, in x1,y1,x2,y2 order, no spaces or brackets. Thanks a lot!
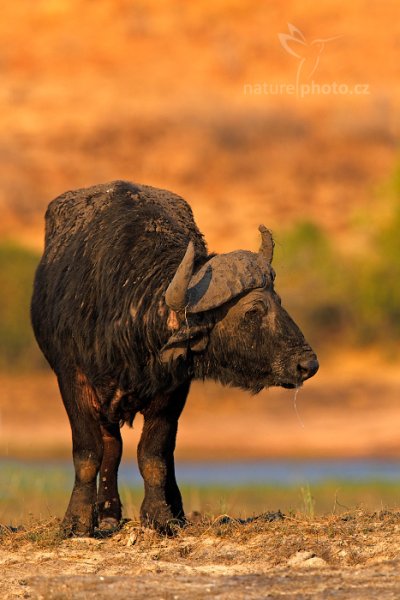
241,304,265,328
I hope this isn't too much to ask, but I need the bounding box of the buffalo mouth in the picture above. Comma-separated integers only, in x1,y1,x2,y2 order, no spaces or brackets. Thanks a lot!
267,378,300,390
281,382,297,389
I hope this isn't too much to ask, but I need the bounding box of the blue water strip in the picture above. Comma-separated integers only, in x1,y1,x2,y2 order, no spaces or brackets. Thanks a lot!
1,458,400,488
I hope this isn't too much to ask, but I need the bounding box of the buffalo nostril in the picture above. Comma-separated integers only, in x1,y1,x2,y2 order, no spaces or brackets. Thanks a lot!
297,358,319,381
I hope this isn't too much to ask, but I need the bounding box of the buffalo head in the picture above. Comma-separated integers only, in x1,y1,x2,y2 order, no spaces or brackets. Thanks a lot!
163,226,318,392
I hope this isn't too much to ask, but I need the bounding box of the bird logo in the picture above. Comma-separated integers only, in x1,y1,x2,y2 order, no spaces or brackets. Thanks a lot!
278,24,342,90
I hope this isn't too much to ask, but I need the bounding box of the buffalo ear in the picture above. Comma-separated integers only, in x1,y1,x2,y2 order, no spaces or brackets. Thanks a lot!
189,334,209,353
159,345,187,364
160,325,209,364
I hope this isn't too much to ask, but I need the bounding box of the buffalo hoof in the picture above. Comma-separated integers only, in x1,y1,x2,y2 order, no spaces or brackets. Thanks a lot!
141,516,186,536
60,515,95,538
98,517,120,532
140,503,186,535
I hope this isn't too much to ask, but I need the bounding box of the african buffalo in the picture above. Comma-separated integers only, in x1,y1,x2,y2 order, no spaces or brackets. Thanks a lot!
31,180,318,536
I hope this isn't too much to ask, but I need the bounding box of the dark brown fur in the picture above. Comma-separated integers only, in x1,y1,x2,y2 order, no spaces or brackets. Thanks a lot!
31,181,318,535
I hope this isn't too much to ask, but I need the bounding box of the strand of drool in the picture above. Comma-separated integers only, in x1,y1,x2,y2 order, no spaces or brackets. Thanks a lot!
293,386,305,429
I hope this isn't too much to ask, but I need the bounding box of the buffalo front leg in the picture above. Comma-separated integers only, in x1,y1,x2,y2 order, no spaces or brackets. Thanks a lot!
58,369,103,537
138,383,189,532
97,421,123,531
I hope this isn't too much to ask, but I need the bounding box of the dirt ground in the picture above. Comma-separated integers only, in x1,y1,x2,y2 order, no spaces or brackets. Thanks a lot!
2,511,400,599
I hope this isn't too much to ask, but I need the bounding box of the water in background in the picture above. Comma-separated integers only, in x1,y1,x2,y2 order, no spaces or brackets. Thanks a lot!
175,459,400,485
1,458,400,490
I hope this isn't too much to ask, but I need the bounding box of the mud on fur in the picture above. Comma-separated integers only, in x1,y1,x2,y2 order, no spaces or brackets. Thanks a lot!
31,181,318,536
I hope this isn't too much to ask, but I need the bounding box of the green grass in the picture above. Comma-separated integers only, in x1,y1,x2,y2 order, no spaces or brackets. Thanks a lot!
2,463,400,526
274,164,400,351
0,241,44,371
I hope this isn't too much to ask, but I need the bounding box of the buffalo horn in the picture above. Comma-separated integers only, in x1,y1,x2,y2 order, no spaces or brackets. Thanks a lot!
165,241,195,311
258,224,274,263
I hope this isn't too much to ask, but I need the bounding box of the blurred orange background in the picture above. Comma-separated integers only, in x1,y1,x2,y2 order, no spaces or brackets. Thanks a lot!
1,0,399,459
1,0,399,251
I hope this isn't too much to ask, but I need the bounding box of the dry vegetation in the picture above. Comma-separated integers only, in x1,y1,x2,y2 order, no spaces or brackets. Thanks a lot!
2,511,400,599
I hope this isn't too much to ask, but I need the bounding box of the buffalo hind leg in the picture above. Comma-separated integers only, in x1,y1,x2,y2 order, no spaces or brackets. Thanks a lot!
97,421,123,531
138,383,189,533
58,369,103,537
